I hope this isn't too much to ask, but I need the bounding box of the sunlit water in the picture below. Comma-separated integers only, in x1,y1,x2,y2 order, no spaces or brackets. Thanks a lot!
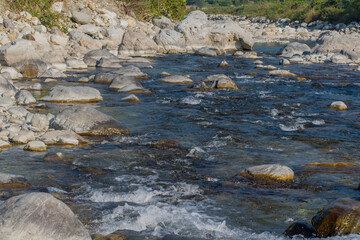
1,43,360,239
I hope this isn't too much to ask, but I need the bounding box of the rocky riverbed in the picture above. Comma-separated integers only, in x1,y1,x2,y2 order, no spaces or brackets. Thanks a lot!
0,2,359,240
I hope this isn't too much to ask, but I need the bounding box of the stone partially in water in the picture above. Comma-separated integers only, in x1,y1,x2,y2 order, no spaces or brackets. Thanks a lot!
268,70,296,76
211,77,238,90
24,140,47,151
330,101,347,110
9,130,35,144
203,74,231,83
277,42,310,58
218,60,229,67
15,90,36,105
240,164,294,181
195,47,218,56
40,86,103,103
51,106,130,136
312,198,360,237
0,192,91,240
41,130,87,146
0,173,30,189
121,94,140,103
283,222,317,238
160,75,193,84
279,59,290,65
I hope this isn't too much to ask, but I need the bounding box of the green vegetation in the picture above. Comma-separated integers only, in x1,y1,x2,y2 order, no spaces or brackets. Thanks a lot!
187,0,360,23
124,0,186,21
9,0,68,31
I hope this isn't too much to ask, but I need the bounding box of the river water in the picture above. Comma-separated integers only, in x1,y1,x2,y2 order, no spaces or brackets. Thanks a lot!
1,43,360,239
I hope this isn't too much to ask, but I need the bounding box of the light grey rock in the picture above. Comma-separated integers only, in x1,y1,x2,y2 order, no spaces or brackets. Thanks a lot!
0,192,91,240
117,83,151,94
331,54,350,64
195,47,218,56
40,86,103,103
94,72,117,84
105,28,124,43
72,11,91,25
66,58,88,69
0,96,15,107
7,106,29,119
68,31,102,50
27,83,42,91
175,11,253,51
31,113,49,132
79,24,102,36
330,101,347,110
268,69,296,76
0,75,16,97
83,49,118,67
96,58,122,69
118,31,158,57
0,140,11,148
121,94,140,103
114,65,148,79
24,140,47,151
203,74,231,83
50,34,69,46
15,90,36,105
41,130,86,145
0,172,29,189
278,42,310,57
3,19,15,30
160,75,193,84
279,59,290,65
40,67,67,78
109,76,138,90
152,16,174,29
1,67,23,79
154,29,186,53
242,164,294,181
0,39,47,77
51,106,130,135
9,130,35,144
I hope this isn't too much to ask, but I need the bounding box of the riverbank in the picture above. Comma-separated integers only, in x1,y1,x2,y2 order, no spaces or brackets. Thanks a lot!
0,1,359,239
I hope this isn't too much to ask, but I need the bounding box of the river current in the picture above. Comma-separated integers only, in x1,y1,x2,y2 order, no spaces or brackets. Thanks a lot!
1,43,360,239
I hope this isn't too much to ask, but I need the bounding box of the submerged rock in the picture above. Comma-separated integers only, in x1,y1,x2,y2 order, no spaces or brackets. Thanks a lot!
160,75,193,84
0,192,91,240
40,86,103,103
0,173,30,189
51,106,130,136
240,164,294,181
312,198,360,237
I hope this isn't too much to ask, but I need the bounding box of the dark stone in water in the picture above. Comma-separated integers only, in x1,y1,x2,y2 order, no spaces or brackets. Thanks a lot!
160,235,206,240
311,82,324,88
152,138,182,150
283,222,317,238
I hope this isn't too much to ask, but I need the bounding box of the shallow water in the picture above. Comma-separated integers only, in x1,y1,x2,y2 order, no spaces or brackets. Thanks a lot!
1,44,360,239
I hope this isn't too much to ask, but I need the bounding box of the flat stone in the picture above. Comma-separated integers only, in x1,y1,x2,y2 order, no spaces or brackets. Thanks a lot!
240,164,294,181
31,113,49,132
0,192,91,240
160,75,193,84
51,106,130,136
203,74,232,83
72,10,91,25
40,86,103,103
121,94,140,103
268,70,296,76
195,47,217,56
9,130,35,144
24,140,47,151
211,77,238,90
83,49,118,67
41,130,87,145
0,172,30,189
96,58,122,69
0,140,11,148
15,90,36,105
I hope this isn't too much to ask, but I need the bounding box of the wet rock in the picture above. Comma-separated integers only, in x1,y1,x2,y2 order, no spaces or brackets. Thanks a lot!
0,74,17,97
233,51,244,56
41,130,87,145
238,53,259,59
211,77,238,90
195,47,217,56
0,173,30,189
83,49,118,67
0,192,91,240
152,138,182,150
256,65,278,70
240,164,294,181
24,140,47,151
121,94,140,103
154,29,186,54
43,152,64,162
280,59,290,65
268,70,296,76
218,60,229,67
160,75,193,84
109,76,149,93
312,198,360,237
51,106,130,136
253,60,263,65
9,130,35,144
330,101,347,110
311,82,324,88
31,113,49,132
72,10,91,25
15,90,36,105
118,31,158,57
117,83,151,94
161,234,206,240
187,81,209,91
284,222,317,238
277,42,310,58
40,86,103,103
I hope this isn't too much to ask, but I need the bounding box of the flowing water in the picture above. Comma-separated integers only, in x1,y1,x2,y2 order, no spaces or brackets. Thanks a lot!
1,43,360,239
